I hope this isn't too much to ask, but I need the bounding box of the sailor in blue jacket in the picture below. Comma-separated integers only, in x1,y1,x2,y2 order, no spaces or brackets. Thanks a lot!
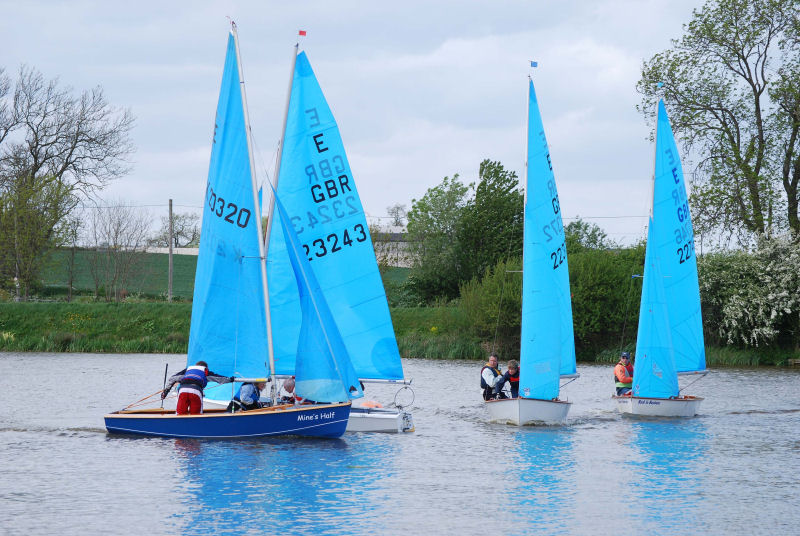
161,360,233,415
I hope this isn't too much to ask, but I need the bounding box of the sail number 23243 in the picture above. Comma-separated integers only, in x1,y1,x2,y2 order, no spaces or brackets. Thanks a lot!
302,224,368,261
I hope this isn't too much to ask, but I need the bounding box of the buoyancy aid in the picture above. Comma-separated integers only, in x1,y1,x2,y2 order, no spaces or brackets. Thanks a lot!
614,362,633,388
180,365,209,392
480,364,501,389
507,369,520,385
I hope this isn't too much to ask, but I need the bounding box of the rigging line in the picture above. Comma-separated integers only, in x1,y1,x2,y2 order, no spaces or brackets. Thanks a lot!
678,371,709,393
491,214,523,356
618,274,642,356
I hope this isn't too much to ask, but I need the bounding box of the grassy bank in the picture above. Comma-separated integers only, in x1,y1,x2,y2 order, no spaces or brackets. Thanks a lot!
0,303,191,353
1,302,796,366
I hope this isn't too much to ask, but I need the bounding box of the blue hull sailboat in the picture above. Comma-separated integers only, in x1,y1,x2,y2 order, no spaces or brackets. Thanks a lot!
263,46,413,433
613,99,706,417
105,24,363,439
485,75,577,425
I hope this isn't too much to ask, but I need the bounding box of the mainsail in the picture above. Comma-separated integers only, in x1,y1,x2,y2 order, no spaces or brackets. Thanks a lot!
267,51,404,381
187,33,268,380
633,100,706,398
518,79,576,401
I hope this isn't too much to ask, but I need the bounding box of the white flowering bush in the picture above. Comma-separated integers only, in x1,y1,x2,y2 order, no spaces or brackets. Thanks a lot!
699,235,800,347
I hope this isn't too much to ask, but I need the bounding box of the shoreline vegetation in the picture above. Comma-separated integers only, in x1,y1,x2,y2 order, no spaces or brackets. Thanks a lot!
0,301,796,367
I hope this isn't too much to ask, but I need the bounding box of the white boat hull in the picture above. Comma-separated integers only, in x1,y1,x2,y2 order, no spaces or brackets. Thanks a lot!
613,395,703,417
206,398,414,433
346,407,414,433
485,397,571,425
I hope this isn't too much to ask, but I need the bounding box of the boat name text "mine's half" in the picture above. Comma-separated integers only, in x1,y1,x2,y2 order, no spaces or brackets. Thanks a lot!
298,411,335,421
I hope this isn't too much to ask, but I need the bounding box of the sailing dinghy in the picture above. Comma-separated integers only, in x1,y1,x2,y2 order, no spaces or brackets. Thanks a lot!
264,45,413,433
484,76,578,425
612,99,706,417
105,25,363,439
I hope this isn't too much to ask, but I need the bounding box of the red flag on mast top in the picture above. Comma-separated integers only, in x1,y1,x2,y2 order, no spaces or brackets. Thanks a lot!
298,30,307,36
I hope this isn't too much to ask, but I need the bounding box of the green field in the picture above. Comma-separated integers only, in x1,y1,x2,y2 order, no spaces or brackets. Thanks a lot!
39,249,199,299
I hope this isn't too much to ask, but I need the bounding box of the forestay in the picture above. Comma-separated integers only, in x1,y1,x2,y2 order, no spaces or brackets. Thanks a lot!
519,79,577,401
633,100,706,398
267,51,403,381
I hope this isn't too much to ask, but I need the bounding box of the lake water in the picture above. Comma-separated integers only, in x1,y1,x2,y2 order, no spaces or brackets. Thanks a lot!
1,352,798,535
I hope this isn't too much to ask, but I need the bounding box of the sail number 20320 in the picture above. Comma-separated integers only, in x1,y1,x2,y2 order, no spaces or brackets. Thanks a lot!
206,185,251,228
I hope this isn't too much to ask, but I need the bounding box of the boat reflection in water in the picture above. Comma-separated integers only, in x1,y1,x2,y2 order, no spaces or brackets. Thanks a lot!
169,435,402,533
510,428,576,533
626,419,709,533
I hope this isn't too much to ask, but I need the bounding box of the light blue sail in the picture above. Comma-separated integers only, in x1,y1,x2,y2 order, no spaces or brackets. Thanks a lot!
272,193,364,403
187,33,268,388
267,51,403,381
518,79,576,401
633,100,706,398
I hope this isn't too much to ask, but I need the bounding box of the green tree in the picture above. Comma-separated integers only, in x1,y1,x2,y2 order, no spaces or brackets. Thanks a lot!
0,66,134,296
459,257,523,356
564,217,615,252
637,0,800,242
405,174,471,302
457,159,524,284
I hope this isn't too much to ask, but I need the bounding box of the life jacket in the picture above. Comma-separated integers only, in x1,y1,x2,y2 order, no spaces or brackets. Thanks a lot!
507,369,520,385
233,383,260,404
480,364,501,389
614,362,633,387
232,382,262,410
179,365,208,392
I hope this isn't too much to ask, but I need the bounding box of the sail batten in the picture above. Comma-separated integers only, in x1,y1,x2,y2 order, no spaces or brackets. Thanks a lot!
633,100,706,398
519,79,576,401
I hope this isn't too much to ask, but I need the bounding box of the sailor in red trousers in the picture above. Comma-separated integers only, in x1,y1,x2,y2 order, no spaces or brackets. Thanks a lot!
161,360,233,415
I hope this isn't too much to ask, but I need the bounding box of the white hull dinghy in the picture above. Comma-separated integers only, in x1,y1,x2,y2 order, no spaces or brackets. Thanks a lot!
614,99,707,418
482,70,578,426
257,45,414,433
486,397,571,425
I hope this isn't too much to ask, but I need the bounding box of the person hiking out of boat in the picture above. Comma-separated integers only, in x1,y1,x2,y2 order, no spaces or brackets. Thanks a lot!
614,352,634,395
227,381,268,412
495,360,520,399
161,361,234,415
481,354,504,400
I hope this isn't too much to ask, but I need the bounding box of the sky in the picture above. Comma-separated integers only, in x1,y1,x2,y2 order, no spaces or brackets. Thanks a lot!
1,0,703,244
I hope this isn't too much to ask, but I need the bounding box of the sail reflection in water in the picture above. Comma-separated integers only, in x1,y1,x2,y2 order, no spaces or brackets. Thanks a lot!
169,436,401,533
510,428,576,533
626,419,709,533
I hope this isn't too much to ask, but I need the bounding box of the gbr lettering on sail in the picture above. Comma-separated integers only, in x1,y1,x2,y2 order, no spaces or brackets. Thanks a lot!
664,147,694,266
290,107,369,261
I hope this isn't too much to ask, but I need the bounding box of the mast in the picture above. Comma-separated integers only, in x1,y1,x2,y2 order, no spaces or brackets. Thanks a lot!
230,22,274,385
262,40,299,400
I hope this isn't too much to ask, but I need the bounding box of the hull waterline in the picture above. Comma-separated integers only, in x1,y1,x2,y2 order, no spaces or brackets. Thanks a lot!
104,402,351,439
613,395,702,417
485,397,571,425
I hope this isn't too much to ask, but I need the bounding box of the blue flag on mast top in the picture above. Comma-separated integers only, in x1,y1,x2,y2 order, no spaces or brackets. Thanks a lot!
530,61,538,68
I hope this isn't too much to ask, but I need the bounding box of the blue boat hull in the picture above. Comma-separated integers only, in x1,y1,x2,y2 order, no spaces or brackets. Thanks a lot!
104,402,350,439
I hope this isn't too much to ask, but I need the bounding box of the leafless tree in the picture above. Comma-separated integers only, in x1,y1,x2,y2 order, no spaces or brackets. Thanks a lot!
150,211,200,247
85,201,152,302
387,203,407,226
